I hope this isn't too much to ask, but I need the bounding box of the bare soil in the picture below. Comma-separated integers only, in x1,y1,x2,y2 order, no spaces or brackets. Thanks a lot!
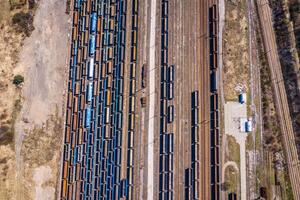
0,1,30,199
0,0,70,199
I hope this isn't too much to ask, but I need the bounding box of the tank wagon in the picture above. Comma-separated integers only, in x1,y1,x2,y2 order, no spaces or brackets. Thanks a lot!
60,0,140,199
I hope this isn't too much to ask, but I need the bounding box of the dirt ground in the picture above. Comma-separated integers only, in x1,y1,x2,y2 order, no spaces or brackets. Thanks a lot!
0,0,70,199
0,0,28,198
222,0,249,101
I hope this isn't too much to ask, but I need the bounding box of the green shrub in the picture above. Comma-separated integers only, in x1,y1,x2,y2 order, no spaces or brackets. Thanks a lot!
13,74,24,85
12,11,34,36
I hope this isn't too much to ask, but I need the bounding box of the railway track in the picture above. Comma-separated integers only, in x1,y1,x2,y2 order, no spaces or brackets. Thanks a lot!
209,3,221,200
60,0,221,199
257,0,300,199
60,0,139,199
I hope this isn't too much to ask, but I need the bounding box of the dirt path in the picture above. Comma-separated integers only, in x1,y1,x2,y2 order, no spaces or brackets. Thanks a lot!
147,0,157,199
225,102,248,200
13,0,70,199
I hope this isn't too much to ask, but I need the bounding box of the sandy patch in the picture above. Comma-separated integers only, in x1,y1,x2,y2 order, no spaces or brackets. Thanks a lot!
11,0,70,199
33,166,55,200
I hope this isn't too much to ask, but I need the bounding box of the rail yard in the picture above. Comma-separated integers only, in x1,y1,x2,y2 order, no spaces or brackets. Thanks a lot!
2,0,300,199
59,0,220,199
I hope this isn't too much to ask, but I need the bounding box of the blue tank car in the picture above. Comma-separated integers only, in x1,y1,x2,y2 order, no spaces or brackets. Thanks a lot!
89,35,96,56
90,12,97,33
85,107,91,127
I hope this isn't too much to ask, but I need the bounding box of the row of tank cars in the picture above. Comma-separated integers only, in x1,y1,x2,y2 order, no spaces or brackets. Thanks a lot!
158,0,176,200
209,4,221,200
61,0,139,199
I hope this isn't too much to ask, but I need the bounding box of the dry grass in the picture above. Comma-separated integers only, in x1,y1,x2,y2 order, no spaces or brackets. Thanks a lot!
224,166,239,193
223,0,249,100
226,135,240,165
21,110,63,167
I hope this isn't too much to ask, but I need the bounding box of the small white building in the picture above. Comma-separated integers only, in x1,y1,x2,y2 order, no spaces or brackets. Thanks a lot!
240,118,253,133
245,119,253,132
239,93,247,104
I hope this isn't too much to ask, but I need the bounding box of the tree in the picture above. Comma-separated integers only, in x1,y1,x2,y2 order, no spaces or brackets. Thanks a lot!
28,0,36,9
12,11,34,36
13,75,24,86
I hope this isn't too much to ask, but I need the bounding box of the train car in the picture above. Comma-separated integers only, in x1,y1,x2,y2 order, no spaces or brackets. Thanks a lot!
83,45,88,61
128,131,134,149
133,0,138,14
73,10,79,25
167,82,174,100
93,62,99,80
72,26,78,42
160,82,167,100
88,58,94,79
107,75,112,89
210,36,217,53
128,149,134,167
119,79,124,95
168,65,174,83
80,78,86,94
132,45,137,61
210,70,217,92
108,32,114,46
67,91,73,108
130,63,136,79
73,96,79,113
85,107,91,127
132,13,138,30
105,90,111,106
119,62,125,78
169,133,174,153
162,1,169,18
162,17,168,33
84,30,90,46
110,5,116,17
89,35,96,56
117,113,123,130
97,17,102,33
167,105,174,123
87,82,93,102
130,79,136,95
109,19,115,32
77,47,82,64
105,107,110,124
132,30,137,45
90,12,97,33
121,31,126,46
209,5,217,22
74,82,80,96
75,66,81,81
192,90,199,108
62,161,69,179
107,47,113,60
96,33,102,49
129,113,135,130
61,179,68,198
162,49,168,65
107,61,113,74
191,126,199,144
210,93,219,111
129,96,135,114
160,65,167,83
